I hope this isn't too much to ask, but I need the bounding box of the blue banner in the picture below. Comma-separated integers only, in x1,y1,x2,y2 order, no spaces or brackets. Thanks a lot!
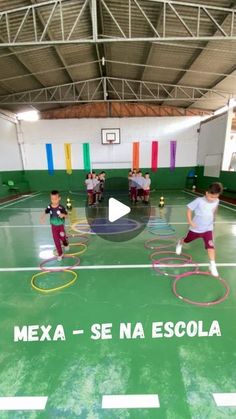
45,143,54,175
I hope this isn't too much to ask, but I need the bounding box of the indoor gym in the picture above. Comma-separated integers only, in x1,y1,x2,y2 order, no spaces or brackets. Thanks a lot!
0,1,236,418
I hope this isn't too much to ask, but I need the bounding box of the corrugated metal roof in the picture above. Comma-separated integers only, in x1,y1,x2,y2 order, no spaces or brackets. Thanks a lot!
0,0,235,112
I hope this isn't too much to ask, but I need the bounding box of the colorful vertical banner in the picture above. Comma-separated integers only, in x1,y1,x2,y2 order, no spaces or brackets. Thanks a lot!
64,143,72,174
151,141,158,172
83,143,91,171
45,143,54,175
170,140,177,171
133,142,140,170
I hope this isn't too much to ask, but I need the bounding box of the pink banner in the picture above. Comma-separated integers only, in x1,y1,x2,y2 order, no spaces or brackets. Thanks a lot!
151,141,158,171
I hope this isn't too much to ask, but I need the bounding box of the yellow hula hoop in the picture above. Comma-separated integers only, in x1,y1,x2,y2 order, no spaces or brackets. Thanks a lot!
31,270,77,293
70,218,88,224
68,218,88,230
71,220,95,235
54,243,87,257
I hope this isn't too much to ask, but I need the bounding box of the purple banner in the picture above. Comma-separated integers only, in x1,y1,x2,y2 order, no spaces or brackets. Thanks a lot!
170,141,177,171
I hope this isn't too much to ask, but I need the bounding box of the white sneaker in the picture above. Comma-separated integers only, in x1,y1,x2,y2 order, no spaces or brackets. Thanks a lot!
57,255,63,262
176,240,183,255
209,263,219,277
64,245,70,251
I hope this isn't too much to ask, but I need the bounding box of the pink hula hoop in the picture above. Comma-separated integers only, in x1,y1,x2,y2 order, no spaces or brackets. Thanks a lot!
152,256,198,278
150,250,192,263
144,236,176,250
172,270,230,306
39,255,80,272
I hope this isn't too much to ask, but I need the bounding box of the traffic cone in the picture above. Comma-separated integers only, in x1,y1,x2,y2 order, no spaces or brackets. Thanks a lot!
66,197,72,211
159,196,165,208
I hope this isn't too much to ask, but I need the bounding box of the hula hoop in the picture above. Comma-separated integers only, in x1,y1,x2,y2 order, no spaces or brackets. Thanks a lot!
172,271,230,306
67,233,90,244
144,237,176,250
147,222,168,228
31,269,77,293
147,224,170,230
148,228,176,236
39,255,80,272
141,216,166,223
150,250,192,263
152,256,198,278
71,221,95,235
54,243,87,257
71,218,88,224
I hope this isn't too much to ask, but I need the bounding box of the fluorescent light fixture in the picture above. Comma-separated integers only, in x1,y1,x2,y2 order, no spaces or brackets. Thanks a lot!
229,98,236,108
17,110,39,121
214,98,236,116
214,105,228,116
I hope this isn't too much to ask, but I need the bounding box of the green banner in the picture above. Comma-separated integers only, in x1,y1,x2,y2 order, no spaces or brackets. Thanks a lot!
83,143,91,171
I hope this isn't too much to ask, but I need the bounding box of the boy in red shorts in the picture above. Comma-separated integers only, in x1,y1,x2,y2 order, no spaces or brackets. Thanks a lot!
40,190,69,261
176,182,223,277
143,172,151,205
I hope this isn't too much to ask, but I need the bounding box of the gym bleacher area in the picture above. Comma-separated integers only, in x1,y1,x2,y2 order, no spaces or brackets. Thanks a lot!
0,172,30,201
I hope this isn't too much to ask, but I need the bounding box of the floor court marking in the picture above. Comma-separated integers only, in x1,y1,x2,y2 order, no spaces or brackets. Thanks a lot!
0,221,235,228
213,393,236,407
0,397,47,411
0,193,42,210
1,394,235,411
0,263,236,272
102,395,160,409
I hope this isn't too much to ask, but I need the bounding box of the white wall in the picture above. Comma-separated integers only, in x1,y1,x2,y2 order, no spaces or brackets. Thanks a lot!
197,113,229,166
21,116,202,170
222,109,235,171
0,114,22,171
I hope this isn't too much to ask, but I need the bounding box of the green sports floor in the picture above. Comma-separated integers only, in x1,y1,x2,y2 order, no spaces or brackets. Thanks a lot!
0,190,236,419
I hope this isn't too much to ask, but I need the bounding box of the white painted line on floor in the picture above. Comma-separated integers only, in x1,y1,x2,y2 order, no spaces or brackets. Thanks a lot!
0,263,236,272
2,205,185,210
0,207,43,210
213,393,236,407
0,396,47,410
0,225,50,228
0,193,41,210
102,394,160,409
0,221,235,228
73,329,84,335
183,190,236,212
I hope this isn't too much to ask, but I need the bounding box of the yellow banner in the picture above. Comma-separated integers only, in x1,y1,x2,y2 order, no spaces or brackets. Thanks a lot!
64,143,72,174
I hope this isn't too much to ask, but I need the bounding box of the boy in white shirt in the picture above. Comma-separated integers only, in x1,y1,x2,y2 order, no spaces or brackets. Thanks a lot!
92,173,100,206
85,173,94,206
143,172,151,205
136,170,144,201
176,182,223,277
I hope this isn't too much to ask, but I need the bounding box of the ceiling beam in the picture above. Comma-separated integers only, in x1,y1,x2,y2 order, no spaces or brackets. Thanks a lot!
140,4,164,81
0,77,232,105
162,3,236,106
0,0,235,46
30,0,76,85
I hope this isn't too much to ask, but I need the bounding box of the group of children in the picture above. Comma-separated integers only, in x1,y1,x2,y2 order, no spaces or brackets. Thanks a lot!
128,169,151,205
85,171,106,207
84,169,152,206
41,178,223,278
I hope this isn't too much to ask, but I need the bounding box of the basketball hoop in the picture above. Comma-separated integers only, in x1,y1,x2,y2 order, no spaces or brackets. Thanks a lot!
101,128,120,144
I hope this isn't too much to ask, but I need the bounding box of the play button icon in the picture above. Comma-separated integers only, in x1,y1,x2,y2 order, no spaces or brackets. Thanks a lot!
85,176,151,242
108,198,131,223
